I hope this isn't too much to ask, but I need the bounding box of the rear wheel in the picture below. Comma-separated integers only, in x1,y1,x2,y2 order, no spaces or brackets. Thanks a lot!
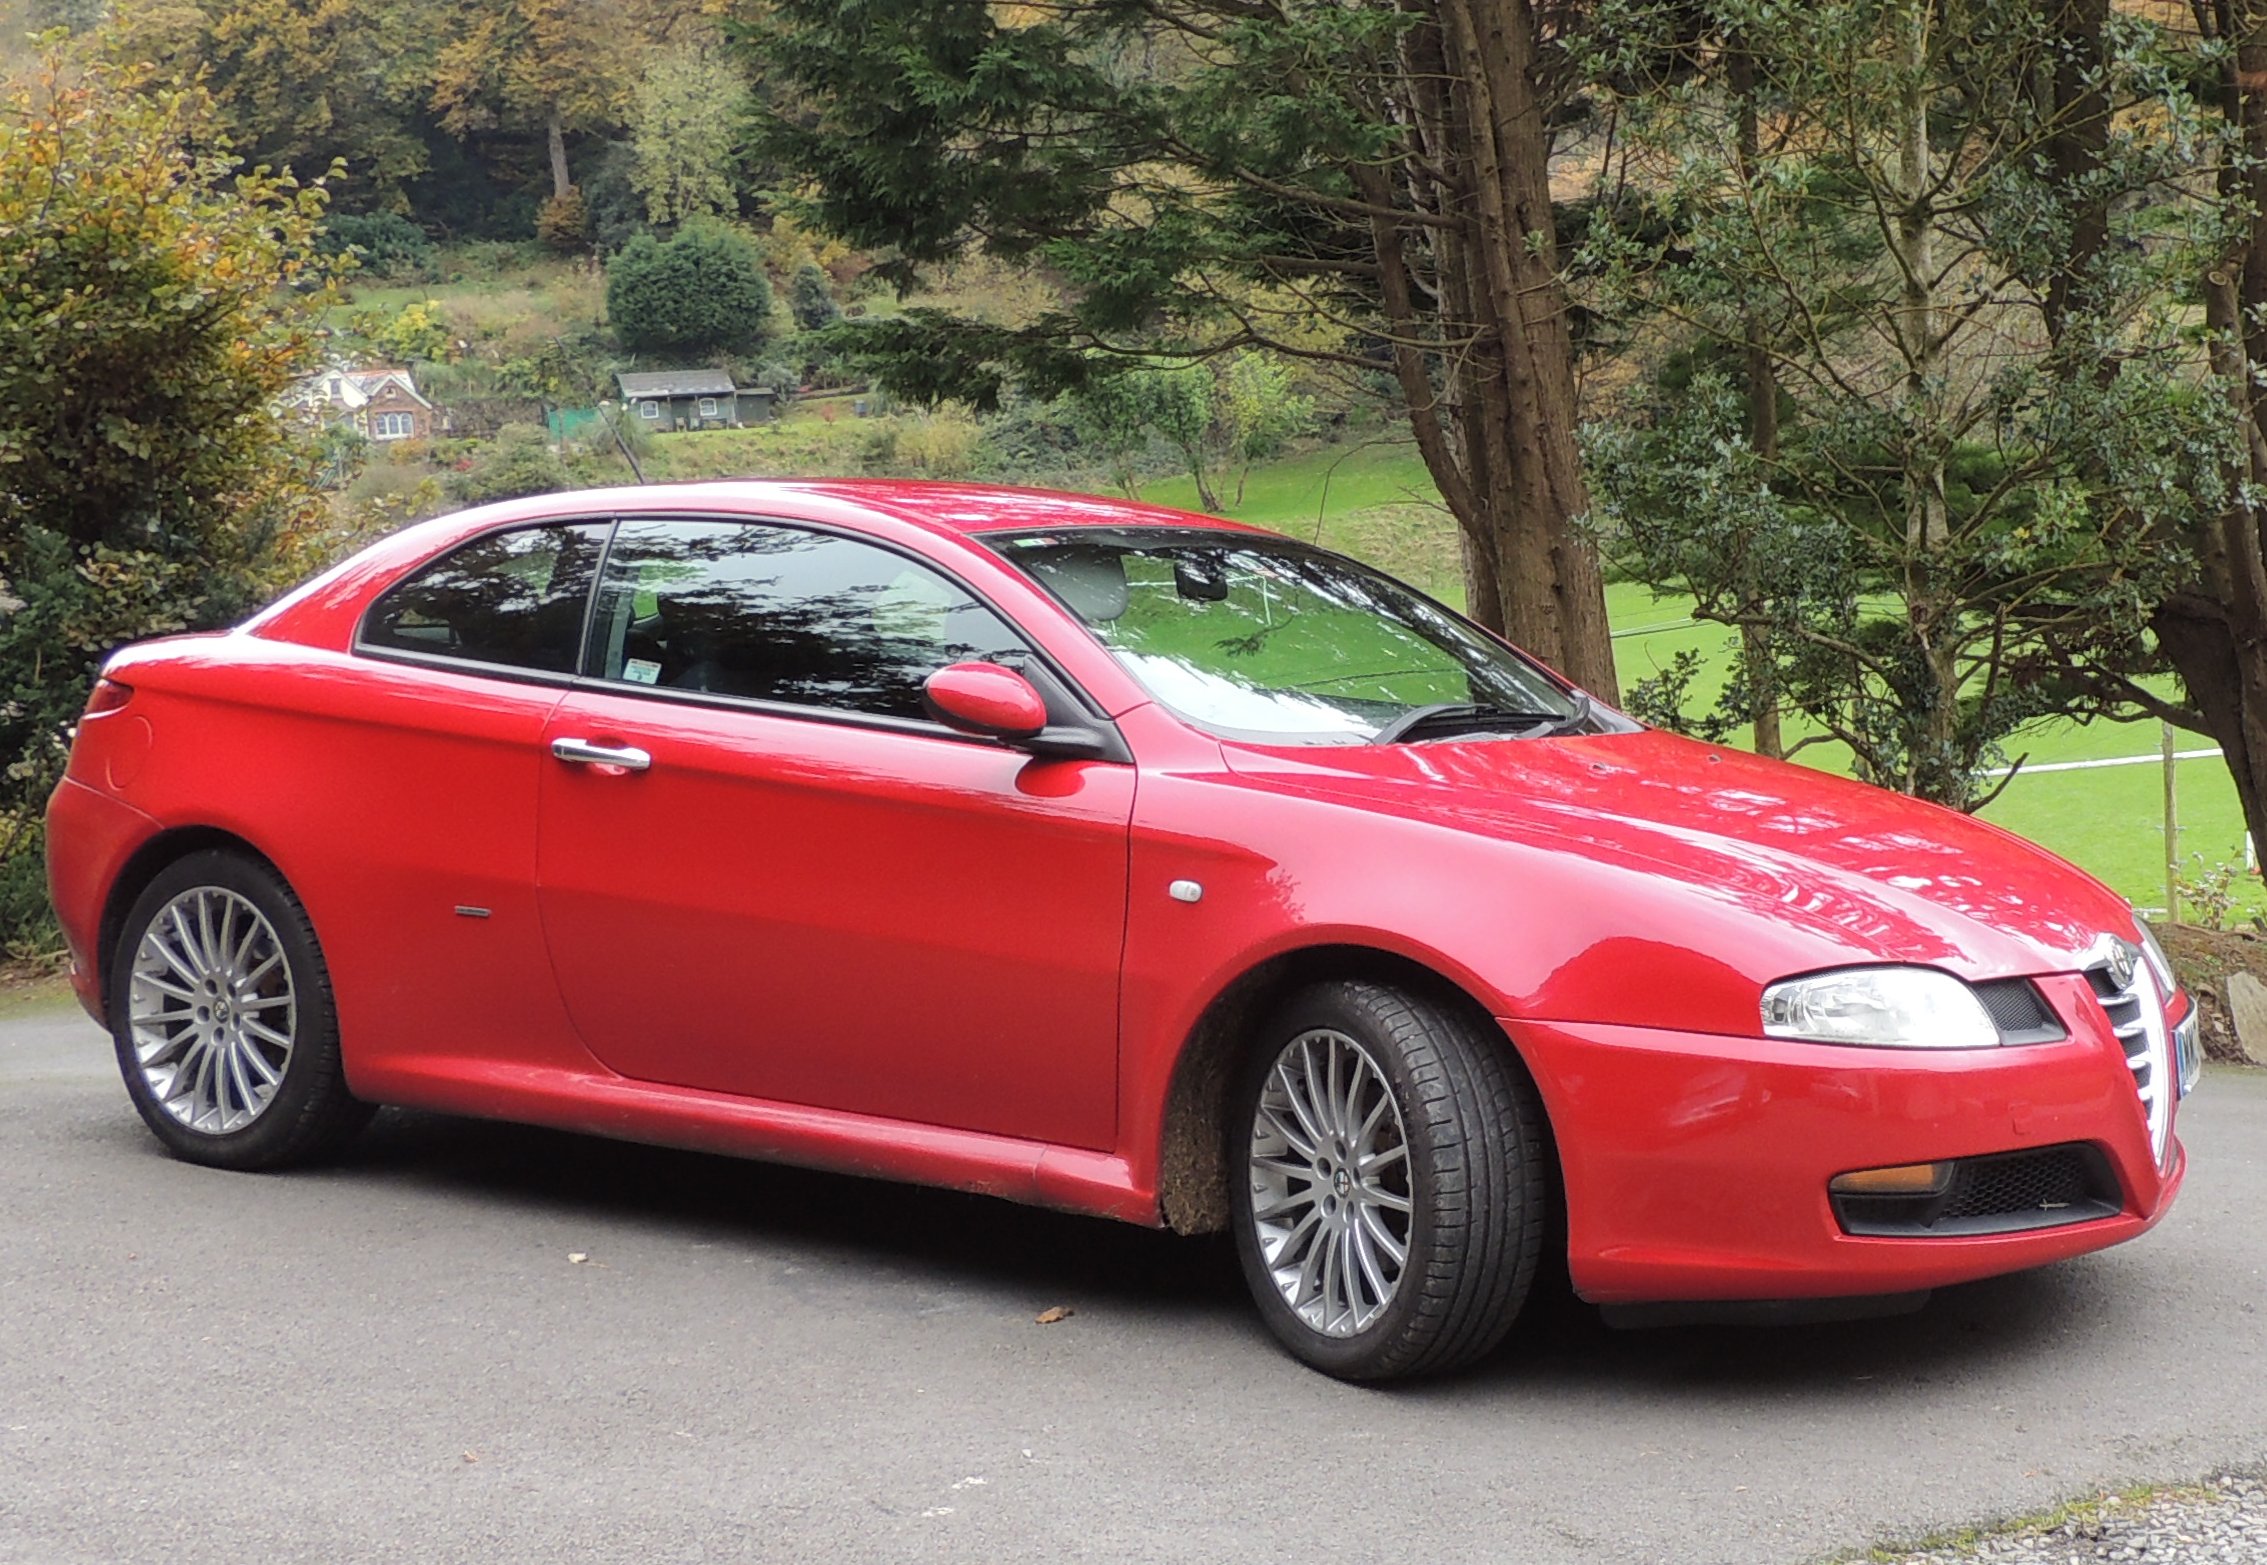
1229,980,1548,1381
109,849,371,1170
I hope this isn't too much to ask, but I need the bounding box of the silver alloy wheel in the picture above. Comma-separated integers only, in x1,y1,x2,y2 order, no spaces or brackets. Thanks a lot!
127,887,297,1136
1246,1028,1413,1337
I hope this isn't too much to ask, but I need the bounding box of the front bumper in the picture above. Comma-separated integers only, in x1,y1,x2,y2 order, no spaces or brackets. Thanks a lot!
1509,978,2184,1306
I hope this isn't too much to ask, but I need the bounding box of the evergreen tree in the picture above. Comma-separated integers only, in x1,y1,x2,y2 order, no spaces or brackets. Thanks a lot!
606,221,774,357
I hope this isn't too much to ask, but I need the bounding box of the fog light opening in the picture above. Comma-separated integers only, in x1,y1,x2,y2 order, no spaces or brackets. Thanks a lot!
1829,1161,1953,1197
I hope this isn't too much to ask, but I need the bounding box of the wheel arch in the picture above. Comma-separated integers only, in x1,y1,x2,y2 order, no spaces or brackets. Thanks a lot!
96,826,286,1016
1153,942,1562,1236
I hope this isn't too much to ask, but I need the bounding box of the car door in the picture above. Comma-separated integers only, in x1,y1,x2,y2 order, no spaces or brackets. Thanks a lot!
533,516,1133,1152
340,518,611,1077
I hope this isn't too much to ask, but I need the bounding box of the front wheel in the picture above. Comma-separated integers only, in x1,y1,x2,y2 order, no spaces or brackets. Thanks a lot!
109,849,371,1170
1230,981,1549,1381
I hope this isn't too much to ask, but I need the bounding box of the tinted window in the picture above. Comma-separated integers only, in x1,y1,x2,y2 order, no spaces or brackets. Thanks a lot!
362,523,606,673
587,520,1031,720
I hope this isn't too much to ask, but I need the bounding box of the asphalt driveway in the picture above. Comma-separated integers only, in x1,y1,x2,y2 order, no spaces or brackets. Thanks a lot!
2,999,2261,1564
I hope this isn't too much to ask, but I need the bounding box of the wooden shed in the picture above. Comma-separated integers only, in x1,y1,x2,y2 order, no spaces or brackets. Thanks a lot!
615,370,772,431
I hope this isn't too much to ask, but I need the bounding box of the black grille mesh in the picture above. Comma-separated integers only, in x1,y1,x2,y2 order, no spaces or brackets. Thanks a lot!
1973,979,2061,1040
1938,1147,2096,1222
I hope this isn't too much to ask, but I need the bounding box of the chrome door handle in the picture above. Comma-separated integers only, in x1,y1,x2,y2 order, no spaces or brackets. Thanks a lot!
550,736,652,771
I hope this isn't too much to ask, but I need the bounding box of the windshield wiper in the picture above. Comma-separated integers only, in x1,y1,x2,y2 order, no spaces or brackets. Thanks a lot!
1370,702,1563,745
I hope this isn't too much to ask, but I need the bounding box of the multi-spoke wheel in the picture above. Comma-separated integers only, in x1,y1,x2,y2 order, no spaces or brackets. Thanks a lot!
1230,980,1550,1381
109,850,370,1170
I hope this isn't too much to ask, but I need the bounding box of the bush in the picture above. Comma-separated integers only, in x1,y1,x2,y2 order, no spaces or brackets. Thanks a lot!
0,51,334,951
790,261,841,332
889,406,985,478
605,220,773,357
352,299,453,365
536,188,589,252
447,424,569,505
318,212,437,280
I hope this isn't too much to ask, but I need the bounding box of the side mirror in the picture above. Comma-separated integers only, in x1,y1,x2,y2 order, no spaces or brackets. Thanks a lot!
923,661,1049,742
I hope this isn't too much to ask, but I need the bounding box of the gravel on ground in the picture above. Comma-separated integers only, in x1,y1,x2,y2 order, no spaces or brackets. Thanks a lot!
1868,1472,2267,1564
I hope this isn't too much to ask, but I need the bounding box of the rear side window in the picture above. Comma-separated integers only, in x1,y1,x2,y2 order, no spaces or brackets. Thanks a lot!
586,518,1030,720
361,523,607,674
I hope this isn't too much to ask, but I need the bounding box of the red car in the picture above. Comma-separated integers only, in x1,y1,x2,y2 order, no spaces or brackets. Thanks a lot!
45,481,2198,1380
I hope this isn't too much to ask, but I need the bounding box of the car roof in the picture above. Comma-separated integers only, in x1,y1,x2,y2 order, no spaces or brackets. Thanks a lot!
789,479,1267,538
241,480,1268,651
407,479,1267,543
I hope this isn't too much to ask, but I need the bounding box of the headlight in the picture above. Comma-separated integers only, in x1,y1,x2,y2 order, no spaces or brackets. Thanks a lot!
2132,911,2176,994
1761,966,1999,1049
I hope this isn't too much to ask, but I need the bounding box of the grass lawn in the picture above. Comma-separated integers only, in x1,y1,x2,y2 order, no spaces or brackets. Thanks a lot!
1144,440,2259,918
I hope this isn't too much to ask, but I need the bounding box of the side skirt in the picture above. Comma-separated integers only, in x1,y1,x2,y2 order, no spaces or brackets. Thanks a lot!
352,1055,1162,1225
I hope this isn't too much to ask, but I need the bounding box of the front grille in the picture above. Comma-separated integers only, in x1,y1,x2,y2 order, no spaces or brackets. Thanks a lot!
1833,1145,2122,1237
2087,948,2173,1166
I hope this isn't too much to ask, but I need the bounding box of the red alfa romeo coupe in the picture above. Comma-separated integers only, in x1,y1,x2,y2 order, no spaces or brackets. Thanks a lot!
45,481,2198,1380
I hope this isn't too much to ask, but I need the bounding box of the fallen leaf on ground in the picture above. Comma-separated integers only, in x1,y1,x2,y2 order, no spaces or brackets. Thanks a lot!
462,1451,479,1464
1034,1305,1074,1325
568,1253,589,1264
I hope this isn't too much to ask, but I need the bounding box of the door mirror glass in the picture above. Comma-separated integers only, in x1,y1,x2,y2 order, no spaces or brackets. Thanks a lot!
923,662,1049,741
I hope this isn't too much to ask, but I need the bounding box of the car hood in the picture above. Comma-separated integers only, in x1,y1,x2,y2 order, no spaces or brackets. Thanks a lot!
1219,728,2135,980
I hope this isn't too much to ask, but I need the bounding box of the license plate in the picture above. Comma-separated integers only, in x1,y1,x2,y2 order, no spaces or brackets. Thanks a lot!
2175,1012,2202,1098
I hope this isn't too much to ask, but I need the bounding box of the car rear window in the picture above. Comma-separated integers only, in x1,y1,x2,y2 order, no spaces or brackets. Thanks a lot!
360,523,608,675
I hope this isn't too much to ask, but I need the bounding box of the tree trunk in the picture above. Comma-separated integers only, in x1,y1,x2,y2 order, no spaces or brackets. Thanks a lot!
2042,0,2111,346
1366,0,1619,702
547,107,572,201
1884,0,1963,802
2158,0,2267,863
1732,40,1783,759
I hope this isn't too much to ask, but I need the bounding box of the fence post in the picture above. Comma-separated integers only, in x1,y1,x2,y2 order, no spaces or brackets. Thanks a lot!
2162,721,2180,924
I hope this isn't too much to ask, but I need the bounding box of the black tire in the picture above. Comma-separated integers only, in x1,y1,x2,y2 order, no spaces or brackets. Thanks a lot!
108,849,372,1170
1228,980,1549,1381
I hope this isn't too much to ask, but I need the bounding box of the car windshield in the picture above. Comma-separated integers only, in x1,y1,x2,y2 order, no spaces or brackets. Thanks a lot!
984,528,1592,745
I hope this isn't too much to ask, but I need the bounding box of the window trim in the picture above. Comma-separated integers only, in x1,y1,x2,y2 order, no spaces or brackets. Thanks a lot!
696,396,719,418
371,410,416,440
639,400,661,420
350,511,1127,755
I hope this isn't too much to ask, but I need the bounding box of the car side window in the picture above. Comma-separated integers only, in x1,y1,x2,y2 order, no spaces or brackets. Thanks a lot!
586,519,1031,721
362,523,607,674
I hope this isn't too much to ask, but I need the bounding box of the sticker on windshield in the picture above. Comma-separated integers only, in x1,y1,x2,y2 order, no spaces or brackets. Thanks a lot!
622,657,661,686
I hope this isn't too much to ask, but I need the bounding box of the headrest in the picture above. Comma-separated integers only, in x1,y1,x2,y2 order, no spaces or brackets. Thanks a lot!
1027,547,1130,623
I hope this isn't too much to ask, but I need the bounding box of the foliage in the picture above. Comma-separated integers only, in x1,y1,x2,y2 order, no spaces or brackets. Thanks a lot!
576,140,651,253
111,0,443,207
742,0,1621,692
789,262,840,333
1218,355,1314,506
318,212,437,279
354,299,454,365
431,0,637,193
445,423,567,504
2173,856,2247,933
889,406,985,479
0,51,334,943
1068,355,1309,510
605,220,774,357
629,45,745,226
1580,0,2236,808
534,187,587,251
